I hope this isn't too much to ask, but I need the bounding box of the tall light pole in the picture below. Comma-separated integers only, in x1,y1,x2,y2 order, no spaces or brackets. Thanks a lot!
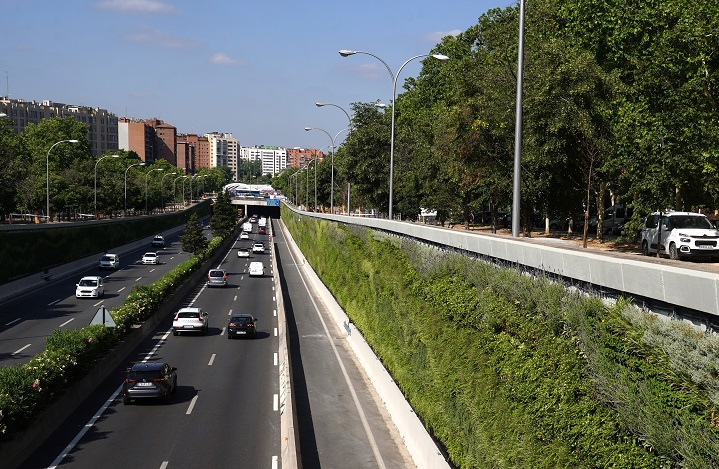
46,139,79,222
145,168,164,214
161,171,177,212
181,176,189,207
339,50,449,219
94,154,119,220
511,0,527,237
124,162,145,217
315,102,352,130
173,175,184,211
304,127,349,213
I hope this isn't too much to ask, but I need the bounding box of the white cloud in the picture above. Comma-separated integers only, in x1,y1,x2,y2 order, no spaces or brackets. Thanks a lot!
209,53,241,65
424,30,463,42
123,27,199,49
96,0,176,14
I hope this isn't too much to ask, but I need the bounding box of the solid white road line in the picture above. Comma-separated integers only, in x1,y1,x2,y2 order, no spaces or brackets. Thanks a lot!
273,394,278,411
186,395,199,415
59,318,75,327
11,344,31,355
135,277,142,281
5,318,21,326
159,461,169,469
48,299,61,306
93,300,103,307
117,287,126,292
208,353,216,366
285,225,387,469
272,455,278,469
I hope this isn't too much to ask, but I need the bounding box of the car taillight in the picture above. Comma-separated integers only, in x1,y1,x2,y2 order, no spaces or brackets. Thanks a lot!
208,274,211,279
229,322,236,327
198,316,204,322
223,275,227,280
126,379,136,383
153,377,165,382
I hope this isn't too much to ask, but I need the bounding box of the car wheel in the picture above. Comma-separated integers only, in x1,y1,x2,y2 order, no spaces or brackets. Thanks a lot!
122,395,130,405
669,243,680,260
163,393,171,404
172,376,177,393
641,241,650,256
173,330,178,336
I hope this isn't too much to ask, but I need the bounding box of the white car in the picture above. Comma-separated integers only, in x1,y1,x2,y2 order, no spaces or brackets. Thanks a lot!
142,252,159,265
240,231,250,240
640,212,719,260
258,217,267,228
76,276,104,298
172,307,209,335
252,242,265,254
237,247,250,258
99,253,120,269
249,261,264,277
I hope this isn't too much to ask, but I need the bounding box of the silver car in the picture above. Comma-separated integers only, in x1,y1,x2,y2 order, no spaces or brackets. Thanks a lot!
206,269,227,287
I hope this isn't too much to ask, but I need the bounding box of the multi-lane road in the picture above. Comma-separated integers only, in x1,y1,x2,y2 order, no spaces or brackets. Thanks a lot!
8,218,415,468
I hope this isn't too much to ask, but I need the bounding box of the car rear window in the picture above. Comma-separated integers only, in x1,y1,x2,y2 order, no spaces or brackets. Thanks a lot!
79,279,98,286
129,370,162,379
178,311,200,318
231,316,253,325
209,270,224,277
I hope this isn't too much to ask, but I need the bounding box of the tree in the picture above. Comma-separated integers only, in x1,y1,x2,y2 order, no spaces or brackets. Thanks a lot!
210,190,236,238
181,212,208,253
0,117,26,221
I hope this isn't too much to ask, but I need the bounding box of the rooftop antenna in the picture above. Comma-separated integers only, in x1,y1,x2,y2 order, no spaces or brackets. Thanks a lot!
5,70,8,99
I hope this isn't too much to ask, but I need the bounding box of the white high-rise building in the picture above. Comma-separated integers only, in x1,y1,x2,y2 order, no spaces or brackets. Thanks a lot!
205,132,239,176
240,145,287,177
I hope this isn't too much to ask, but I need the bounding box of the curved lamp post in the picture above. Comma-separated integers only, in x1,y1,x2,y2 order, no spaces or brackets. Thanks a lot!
46,139,79,222
94,154,119,220
172,175,185,211
124,162,145,217
339,50,449,219
304,127,349,213
145,168,164,214
315,102,352,131
161,171,177,212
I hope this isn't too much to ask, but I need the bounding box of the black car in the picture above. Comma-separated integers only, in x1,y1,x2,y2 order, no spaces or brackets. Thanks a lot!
227,314,257,339
122,362,177,404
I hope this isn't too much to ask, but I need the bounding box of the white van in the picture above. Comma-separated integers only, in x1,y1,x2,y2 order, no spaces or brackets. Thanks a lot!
249,261,264,277
258,217,267,228
242,221,252,232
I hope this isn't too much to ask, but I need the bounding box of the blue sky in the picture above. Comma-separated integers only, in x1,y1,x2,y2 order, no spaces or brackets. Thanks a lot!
1,0,513,149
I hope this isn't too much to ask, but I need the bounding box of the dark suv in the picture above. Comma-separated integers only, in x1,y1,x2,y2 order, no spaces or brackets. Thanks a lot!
227,314,257,339
122,362,177,405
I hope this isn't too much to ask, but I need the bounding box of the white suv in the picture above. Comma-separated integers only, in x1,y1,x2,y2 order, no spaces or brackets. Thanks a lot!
640,212,719,260
172,307,209,335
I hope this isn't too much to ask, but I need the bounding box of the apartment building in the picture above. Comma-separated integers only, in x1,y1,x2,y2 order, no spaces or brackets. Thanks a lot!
176,134,196,174
118,117,177,166
286,147,324,168
205,132,239,176
0,97,118,156
240,145,287,177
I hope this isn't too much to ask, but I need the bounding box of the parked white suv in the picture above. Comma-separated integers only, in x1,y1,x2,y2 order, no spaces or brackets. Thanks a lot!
640,212,719,260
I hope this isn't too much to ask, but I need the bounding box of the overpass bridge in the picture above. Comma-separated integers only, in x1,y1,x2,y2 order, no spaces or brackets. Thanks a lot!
230,196,281,219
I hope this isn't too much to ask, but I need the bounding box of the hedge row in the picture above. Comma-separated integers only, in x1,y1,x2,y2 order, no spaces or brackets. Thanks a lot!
0,233,223,441
282,207,719,468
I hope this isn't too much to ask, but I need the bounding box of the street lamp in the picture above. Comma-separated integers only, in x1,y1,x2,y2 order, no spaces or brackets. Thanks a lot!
46,139,79,222
315,102,352,130
511,0,527,237
94,154,119,220
161,171,177,212
124,162,146,217
339,49,449,219
304,127,349,213
181,176,189,207
173,175,185,211
145,168,164,214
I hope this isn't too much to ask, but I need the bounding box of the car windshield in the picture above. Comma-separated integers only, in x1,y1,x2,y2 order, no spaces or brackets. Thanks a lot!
209,271,224,277
154,236,163,240
101,255,114,262
231,316,253,325
177,311,200,318
79,279,98,286
129,370,162,379
145,253,156,257
667,215,714,230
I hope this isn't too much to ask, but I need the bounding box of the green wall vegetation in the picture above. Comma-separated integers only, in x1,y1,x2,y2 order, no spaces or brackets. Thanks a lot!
282,206,719,468
0,202,210,284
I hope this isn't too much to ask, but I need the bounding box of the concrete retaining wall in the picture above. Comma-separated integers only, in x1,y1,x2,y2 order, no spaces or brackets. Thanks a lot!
291,208,719,318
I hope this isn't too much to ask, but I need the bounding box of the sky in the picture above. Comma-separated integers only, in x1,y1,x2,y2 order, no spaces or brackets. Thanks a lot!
1,0,513,150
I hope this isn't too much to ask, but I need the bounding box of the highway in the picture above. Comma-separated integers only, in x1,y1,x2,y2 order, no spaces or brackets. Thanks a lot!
0,229,199,365
18,222,281,468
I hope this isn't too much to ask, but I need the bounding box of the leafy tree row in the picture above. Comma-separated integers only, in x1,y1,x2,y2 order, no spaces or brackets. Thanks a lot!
0,116,233,221
276,0,719,242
